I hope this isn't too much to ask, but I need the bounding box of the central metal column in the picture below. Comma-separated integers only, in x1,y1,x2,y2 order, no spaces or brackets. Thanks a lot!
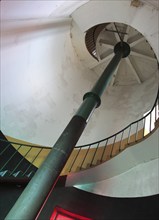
5,42,130,220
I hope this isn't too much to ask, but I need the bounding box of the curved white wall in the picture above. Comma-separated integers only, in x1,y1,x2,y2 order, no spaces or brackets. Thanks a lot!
72,1,159,59
66,128,159,197
74,158,159,198
1,18,95,146
1,1,158,146
71,0,159,143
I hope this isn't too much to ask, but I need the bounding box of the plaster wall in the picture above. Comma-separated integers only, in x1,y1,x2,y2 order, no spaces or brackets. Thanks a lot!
66,127,159,198
72,0,159,59
1,18,96,146
70,0,159,143
1,0,89,20
74,158,159,198
1,1,158,146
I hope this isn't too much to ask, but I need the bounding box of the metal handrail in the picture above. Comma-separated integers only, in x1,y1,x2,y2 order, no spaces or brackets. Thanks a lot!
0,89,158,174
76,89,159,148
0,139,51,149
1,90,158,150
67,89,158,170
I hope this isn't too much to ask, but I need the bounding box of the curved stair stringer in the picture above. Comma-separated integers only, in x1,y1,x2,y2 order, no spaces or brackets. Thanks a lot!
65,127,159,197
1,116,158,177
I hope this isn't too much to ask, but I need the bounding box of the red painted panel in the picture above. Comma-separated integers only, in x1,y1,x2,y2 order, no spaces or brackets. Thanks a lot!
50,206,92,220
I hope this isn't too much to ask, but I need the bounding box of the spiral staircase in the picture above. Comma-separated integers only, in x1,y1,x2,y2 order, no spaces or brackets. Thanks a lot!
85,22,158,86
1,1,159,220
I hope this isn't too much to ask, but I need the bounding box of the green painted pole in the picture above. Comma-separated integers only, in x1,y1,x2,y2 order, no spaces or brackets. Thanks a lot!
5,42,130,220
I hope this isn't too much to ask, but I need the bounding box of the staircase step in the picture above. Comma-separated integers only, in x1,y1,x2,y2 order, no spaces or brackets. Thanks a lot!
0,170,11,177
76,166,81,172
96,160,102,165
12,171,23,177
86,163,91,169
86,163,92,168
26,171,35,178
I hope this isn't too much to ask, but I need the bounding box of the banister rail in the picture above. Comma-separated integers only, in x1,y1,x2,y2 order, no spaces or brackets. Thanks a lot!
69,89,158,170
0,139,51,149
0,89,158,174
76,89,159,148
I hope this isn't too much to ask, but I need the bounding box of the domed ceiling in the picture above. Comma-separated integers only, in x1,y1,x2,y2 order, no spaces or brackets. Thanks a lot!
84,22,158,86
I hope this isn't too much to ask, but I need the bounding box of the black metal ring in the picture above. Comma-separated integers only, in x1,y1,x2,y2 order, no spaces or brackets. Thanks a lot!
83,92,101,108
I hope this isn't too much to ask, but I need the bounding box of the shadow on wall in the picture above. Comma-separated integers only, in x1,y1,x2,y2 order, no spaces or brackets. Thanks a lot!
1,18,71,47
